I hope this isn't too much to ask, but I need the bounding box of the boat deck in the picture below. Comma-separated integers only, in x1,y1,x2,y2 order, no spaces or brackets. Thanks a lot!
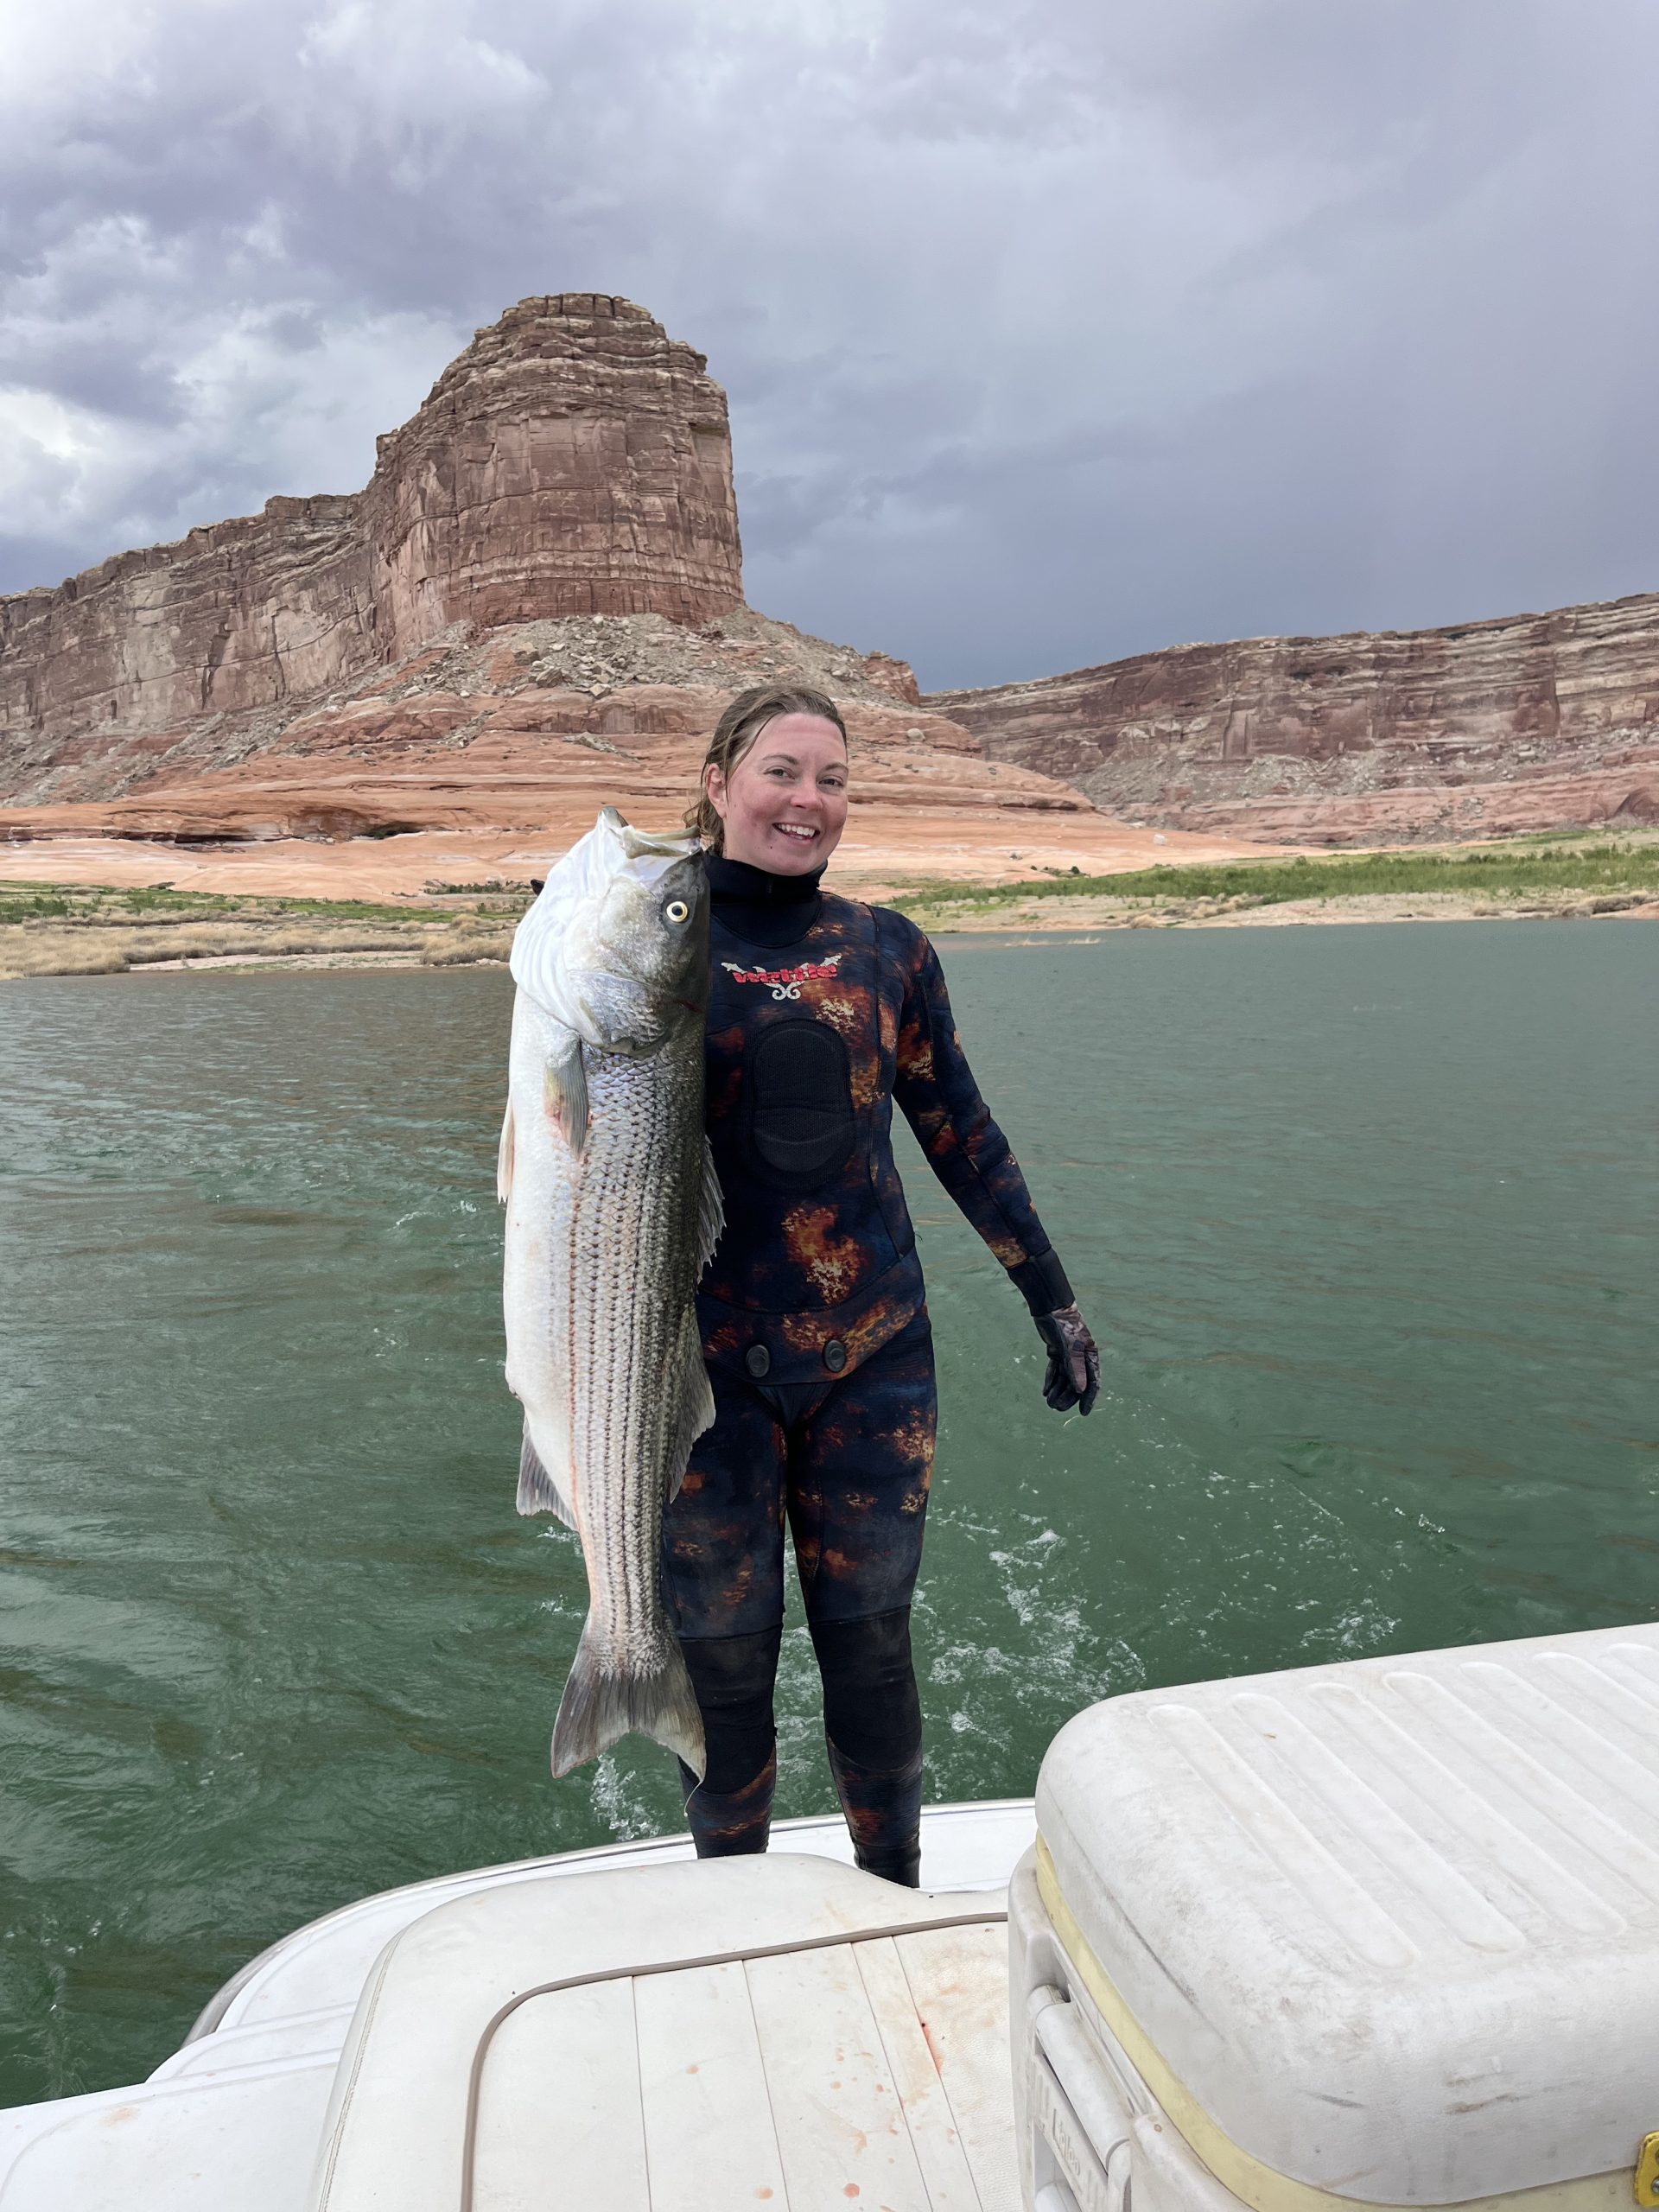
461,1904,1016,2209
0,1802,1034,2212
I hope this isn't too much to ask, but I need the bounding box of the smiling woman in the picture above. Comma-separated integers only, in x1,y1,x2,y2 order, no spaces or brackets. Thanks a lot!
689,684,851,869
667,684,1100,1888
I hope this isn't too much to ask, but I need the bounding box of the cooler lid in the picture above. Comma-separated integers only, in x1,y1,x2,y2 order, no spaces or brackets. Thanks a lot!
1035,1622,1659,2207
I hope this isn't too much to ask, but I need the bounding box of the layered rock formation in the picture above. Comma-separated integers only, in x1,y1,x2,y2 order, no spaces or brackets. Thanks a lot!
928,595,1659,844
1,605,1172,896
1,296,1164,884
0,296,742,780
9,284,1656,864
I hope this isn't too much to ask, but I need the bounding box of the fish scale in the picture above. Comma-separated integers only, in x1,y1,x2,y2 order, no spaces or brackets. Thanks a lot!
499,807,720,1778
569,1052,695,1662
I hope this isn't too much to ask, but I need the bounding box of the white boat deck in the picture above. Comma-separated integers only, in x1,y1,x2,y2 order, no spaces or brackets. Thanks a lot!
0,1801,1034,2212
451,1885,1016,2211
15,1621,1659,2212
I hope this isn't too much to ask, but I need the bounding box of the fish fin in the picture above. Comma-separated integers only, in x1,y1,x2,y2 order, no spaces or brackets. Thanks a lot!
550,1619,706,1780
517,1420,577,1529
696,1138,724,1269
664,1305,715,1503
496,1098,515,1205
545,1027,588,1154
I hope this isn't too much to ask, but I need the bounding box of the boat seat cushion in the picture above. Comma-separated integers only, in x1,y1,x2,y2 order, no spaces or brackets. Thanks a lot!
308,1850,1017,2211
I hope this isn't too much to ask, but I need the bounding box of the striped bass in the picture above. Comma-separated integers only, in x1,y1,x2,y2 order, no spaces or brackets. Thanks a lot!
498,806,719,1777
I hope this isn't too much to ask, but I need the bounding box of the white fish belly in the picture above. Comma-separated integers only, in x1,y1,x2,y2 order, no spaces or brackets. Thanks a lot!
502,993,708,1671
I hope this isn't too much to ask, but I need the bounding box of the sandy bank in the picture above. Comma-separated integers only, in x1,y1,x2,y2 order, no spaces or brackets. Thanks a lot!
914,891,1659,934
0,810,1281,906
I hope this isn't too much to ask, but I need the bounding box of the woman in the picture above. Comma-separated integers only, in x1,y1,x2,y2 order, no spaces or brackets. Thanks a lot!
664,684,1099,1886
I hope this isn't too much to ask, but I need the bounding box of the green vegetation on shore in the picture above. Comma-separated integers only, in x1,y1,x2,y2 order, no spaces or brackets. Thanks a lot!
887,841,1659,928
3,836,1656,976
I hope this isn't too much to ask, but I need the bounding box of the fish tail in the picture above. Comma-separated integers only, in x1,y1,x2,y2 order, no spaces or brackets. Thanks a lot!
550,1618,706,1781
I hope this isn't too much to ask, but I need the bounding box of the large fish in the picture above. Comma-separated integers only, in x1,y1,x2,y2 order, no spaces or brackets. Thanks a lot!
498,806,720,1778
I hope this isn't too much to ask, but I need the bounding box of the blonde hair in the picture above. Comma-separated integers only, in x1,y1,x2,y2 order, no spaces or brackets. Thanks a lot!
690,684,849,854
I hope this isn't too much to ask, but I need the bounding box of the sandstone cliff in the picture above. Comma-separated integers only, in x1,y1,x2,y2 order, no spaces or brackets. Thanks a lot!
0,295,742,785
927,595,1659,844
10,286,1657,863
0,601,1166,905
1,295,1131,878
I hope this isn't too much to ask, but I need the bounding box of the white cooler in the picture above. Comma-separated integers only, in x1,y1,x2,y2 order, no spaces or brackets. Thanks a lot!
1010,1622,1659,2212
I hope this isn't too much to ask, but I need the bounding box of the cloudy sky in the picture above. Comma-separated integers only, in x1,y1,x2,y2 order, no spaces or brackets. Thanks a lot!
3,0,1656,690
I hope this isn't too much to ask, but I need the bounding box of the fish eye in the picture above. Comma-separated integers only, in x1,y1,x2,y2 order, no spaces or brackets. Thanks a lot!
664,899,690,925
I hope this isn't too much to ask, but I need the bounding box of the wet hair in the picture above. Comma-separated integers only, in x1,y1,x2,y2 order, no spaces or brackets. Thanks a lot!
689,684,849,854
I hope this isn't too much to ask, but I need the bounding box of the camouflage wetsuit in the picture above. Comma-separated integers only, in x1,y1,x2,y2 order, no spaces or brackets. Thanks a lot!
661,855,1073,1883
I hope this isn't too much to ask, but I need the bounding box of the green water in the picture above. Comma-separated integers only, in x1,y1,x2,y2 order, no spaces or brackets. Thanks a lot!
2,925,1656,2105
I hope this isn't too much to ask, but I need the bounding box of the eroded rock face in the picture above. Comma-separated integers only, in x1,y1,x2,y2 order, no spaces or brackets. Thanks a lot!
12,283,1656,856
360,295,742,647
0,295,742,768
0,607,1094,856
928,594,1659,843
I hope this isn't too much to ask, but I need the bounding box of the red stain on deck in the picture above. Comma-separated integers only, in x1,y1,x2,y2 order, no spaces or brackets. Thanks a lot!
921,2016,946,2072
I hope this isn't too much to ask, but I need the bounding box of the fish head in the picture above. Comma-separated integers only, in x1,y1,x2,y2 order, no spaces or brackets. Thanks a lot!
512,806,709,1052
593,830,709,1033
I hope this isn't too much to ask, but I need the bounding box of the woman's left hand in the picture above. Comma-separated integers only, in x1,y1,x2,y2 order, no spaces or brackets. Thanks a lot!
1033,1304,1100,1415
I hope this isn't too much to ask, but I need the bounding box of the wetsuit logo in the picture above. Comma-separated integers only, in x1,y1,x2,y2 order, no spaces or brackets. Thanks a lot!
721,953,843,1002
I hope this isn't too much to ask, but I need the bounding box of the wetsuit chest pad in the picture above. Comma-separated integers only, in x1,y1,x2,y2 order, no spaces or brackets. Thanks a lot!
738,1018,857,1193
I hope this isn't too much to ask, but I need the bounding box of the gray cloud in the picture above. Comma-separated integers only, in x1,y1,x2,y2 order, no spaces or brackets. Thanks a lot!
2,0,1655,688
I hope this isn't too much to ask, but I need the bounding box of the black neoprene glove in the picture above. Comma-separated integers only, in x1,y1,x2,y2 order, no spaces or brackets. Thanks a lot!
1033,1304,1100,1415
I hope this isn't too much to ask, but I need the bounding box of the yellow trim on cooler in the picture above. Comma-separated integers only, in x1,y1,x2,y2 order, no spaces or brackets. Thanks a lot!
1632,2137,1659,2208
1033,1834,1632,2212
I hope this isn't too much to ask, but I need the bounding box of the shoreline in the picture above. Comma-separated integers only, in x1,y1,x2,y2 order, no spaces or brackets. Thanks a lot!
6,828,1656,980
915,890,1659,934
8,887,1655,982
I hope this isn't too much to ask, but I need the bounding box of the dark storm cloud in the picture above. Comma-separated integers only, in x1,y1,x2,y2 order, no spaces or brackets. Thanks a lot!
3,0,1656,686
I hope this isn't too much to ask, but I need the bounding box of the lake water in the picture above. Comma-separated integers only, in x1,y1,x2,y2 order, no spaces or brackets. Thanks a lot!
2,923,1656,2104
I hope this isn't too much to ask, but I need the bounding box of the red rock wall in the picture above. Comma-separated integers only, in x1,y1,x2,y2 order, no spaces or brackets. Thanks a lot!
361,295,743,646
0,499,374,785
0,296,743,774
928,594,1659,843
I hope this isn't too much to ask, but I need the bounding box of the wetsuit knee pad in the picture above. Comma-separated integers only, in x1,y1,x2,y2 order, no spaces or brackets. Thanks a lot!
810,1608,921,1773
679,1625,783,1795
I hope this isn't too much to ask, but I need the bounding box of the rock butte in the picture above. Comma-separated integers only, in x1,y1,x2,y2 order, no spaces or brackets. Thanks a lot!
3,292,744,753
1,290,1654,893
0,293,1274,890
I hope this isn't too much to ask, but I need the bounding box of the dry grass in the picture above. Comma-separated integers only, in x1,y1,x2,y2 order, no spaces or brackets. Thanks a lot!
0,876,531,981
0,914,517,980
3,934,134,978
423,930,515,966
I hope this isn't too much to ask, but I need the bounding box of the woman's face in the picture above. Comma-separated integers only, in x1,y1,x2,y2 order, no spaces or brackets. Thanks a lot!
705,713,849,874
